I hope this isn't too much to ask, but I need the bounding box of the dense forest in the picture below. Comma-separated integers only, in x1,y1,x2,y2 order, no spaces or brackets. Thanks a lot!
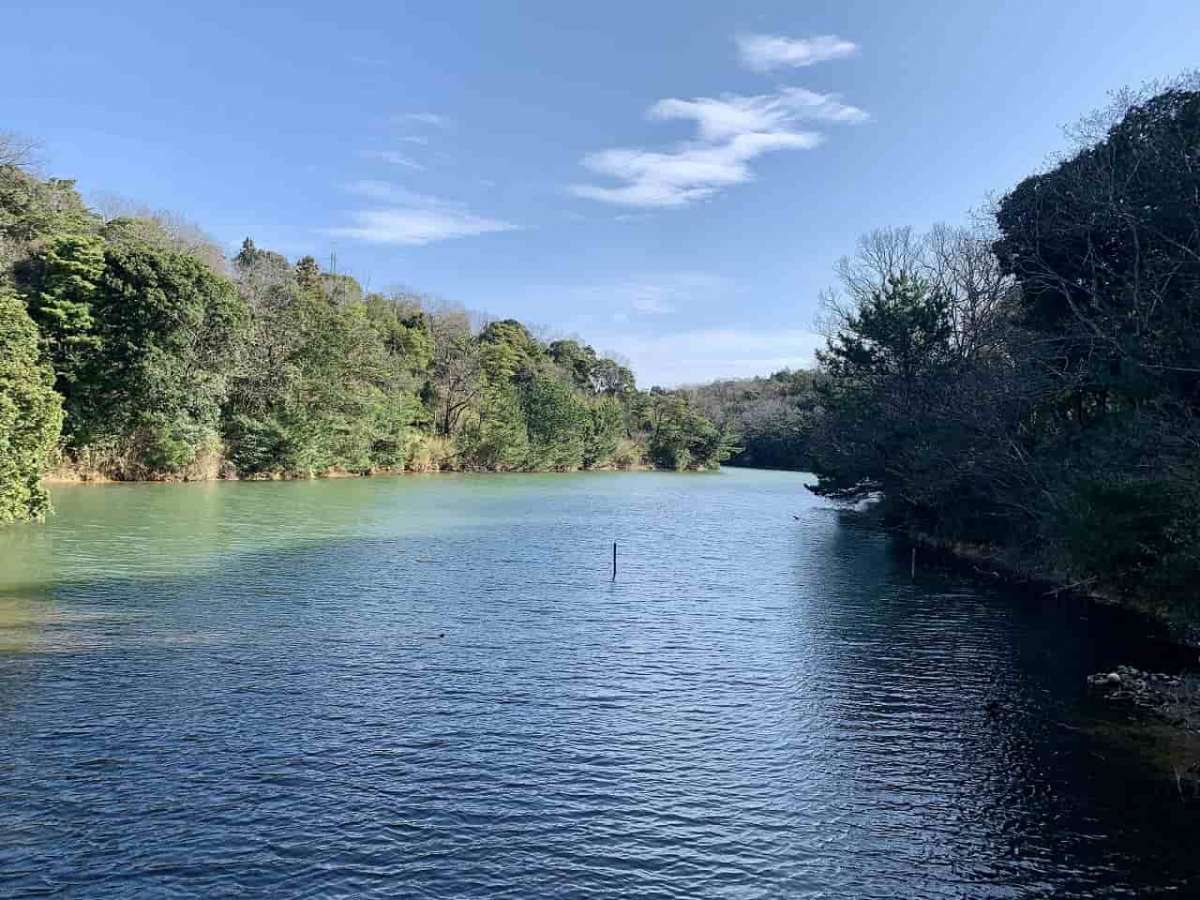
0,143,734,523
697,79,1200,617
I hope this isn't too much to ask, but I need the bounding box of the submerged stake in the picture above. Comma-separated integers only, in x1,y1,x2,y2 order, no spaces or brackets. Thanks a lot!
612,541,617,582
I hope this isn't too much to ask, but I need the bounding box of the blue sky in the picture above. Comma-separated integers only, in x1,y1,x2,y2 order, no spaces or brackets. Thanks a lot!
5,1,1200,386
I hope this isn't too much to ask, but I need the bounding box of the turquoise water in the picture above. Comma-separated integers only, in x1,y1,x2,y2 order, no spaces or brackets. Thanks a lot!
0,469,1196,897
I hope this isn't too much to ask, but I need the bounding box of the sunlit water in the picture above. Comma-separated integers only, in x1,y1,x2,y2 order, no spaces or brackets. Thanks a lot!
1,469,1197,898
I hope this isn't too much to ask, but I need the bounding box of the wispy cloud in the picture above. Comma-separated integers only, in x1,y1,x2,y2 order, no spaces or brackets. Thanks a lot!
570,88,865,208
398,112,452,128
368,150,427,171
652,88,867,137
537,272,735,319
328,209,517,246
345,180,457,207
328,181,517,246
736,33,858,72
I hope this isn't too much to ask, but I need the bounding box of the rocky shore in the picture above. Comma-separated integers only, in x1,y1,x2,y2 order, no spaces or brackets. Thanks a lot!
1087,666,1200,731
1087,665,1200,798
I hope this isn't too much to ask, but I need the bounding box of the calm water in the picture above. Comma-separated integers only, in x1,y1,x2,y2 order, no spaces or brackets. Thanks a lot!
1,469,1197,898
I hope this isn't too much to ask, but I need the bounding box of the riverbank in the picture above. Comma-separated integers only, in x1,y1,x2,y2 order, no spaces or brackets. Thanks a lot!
1087,666,1200,800
903,528,1200,794
40,449,672,486
907,531,1200,649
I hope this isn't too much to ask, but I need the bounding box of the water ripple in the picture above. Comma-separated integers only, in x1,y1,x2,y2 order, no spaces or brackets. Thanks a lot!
0,471,1197,898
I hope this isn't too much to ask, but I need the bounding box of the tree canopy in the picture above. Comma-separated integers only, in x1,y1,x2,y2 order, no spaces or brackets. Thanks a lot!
0,151,730,521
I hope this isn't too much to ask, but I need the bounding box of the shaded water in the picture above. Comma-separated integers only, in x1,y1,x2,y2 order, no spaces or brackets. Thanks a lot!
0,469,1197,898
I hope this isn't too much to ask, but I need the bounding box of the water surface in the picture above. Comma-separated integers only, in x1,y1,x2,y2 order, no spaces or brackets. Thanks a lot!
1,470,1197,898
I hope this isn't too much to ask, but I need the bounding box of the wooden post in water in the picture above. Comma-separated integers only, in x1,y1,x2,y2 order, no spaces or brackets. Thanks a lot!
911,547,917,581
612,542,617,582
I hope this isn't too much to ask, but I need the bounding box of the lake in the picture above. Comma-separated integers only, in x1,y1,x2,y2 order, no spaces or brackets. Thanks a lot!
1,468,1197,898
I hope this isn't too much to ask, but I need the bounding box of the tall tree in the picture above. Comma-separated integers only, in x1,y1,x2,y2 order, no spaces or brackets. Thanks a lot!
0,288,63,522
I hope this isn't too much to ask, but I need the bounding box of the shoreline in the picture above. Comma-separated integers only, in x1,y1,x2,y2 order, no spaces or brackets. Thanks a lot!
38,460,709,486
908,531,1200,650
908,530,1200,792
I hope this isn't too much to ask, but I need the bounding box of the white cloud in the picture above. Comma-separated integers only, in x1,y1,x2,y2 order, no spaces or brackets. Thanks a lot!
571,88,864,208
328,209,517,246
651,88,867,139
399,112,452,128
345,180,458,207
736,33,858,72
370,150,427,171
328,182,517,246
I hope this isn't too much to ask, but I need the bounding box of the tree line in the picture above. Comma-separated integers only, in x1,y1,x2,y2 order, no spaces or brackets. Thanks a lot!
696,78,1200,615
0,147,734,523
682,369,819,471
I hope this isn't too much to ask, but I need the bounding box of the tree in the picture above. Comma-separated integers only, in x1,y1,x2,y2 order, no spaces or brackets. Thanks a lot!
521,375,588,470
990,83,1200,597
0,288,63,522
583,396,625,467
0,132,36,170
646,392,735,471
549,339,598,391
0,151,737,499
459,381,528,470
479,319,544,382
22,231,106,391
68,221,247,477
429,309,481,437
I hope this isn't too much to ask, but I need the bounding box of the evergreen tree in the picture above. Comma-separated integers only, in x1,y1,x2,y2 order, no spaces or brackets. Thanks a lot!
0,288,63,522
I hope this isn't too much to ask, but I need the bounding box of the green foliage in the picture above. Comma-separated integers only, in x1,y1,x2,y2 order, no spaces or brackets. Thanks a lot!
1,169,95,248
807,82,1200,614
0,158,732,517
583,396,625,468
224,262,416,477
647,392,735,471
479,319,544,383
684,369,820,470
22,230,105,387
66,223,246,477
548,339,598,391
0,288,63,523
811,275,958,505
521,375,588,470
363,295,434,379
458,381,528,470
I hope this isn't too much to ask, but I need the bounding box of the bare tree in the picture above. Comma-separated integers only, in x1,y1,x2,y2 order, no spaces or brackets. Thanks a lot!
0,131,38,169
428,309,481,435
819,223,1016,365
92,192,229,275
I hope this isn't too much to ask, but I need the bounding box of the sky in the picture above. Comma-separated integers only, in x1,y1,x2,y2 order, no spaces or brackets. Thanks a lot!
4,1,1200,386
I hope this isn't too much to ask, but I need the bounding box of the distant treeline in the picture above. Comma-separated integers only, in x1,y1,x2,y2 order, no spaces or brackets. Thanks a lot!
683,369,819,471
0,149,734,523
694,78,1200,615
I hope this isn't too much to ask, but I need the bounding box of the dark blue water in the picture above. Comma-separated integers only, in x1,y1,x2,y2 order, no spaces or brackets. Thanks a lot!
0,469,1196,898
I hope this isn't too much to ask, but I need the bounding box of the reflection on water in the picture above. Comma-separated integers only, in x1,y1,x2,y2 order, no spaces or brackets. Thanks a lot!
0,597,136,654
0,470,1196,898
